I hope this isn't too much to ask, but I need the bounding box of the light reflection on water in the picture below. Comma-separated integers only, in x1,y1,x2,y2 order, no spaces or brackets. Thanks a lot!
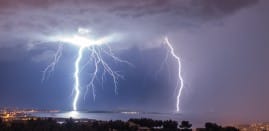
30,111,238,128
31,111,211,127
32,111,180,121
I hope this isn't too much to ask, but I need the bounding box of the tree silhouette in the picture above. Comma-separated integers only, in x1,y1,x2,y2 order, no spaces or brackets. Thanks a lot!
223,126,240,131
128,118,164,130
205,122,222,131
0,118,242,131
64,117,77,131
180,121,192,131
163,120,178,131
0,118,3,130
108,120,129,130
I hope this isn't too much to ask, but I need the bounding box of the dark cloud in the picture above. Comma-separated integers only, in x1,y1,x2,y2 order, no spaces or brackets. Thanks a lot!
8,0,256,19
0,0,260,64
191,0,259,19
0,0,260,63
0,0,259,16
108,0,259,19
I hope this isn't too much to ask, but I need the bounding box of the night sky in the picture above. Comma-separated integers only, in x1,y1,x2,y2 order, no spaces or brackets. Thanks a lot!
0,0,269,123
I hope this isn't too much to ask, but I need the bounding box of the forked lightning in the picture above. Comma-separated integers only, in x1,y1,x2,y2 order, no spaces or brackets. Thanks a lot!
43,28,130,111
164,37,184,112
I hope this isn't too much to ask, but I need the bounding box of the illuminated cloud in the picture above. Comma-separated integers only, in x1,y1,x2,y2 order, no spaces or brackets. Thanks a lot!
0,0,259,50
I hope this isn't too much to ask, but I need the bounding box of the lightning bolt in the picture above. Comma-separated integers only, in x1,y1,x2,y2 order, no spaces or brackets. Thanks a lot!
73,47,84,111
42,44,63,82
43,28,131,111
164,37,184,113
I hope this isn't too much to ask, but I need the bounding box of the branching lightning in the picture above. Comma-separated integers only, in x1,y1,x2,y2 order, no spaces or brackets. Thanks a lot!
73,47,84,111
42,44,63,82
43,28,130,111
164,37,184,113
42,29,182,112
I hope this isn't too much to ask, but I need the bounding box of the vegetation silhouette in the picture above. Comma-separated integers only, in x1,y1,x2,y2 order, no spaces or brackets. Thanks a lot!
0,117,240,131
180,121,192,131
203,122,239,131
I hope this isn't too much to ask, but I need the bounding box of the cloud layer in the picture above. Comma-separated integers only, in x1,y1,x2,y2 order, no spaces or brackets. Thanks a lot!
0,0,259,49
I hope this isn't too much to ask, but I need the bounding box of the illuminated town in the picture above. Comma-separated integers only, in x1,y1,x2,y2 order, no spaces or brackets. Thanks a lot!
1,108,269,130
0,108,59,121
235,123,269,131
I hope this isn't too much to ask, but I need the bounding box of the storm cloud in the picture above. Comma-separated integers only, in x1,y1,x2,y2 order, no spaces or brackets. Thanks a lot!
0,0,259,49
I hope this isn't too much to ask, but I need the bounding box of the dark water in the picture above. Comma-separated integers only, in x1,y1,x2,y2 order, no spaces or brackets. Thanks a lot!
31,111,213,127
33,111,178,121
31,111,265,128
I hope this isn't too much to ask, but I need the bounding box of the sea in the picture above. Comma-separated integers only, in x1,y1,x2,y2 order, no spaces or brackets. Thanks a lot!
30,111,222,127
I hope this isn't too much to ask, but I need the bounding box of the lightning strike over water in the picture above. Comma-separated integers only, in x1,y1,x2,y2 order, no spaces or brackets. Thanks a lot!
164,37,184,113
43,28,130,111
73,47,84,111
